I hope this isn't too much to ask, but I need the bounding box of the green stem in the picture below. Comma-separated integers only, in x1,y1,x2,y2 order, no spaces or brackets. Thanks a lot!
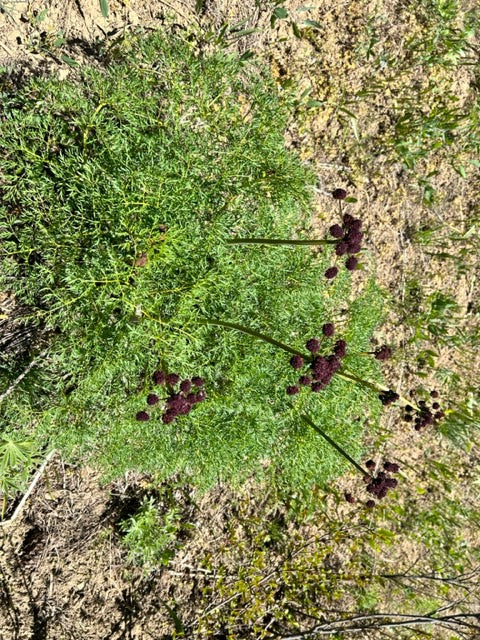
300,413,369,477
338,370,389,393
339,369,420,411
197,319,306,357
447,408,476,423
227,238,335,246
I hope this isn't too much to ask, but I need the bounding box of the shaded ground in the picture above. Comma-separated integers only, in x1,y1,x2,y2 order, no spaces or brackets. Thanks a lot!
1,0,480,638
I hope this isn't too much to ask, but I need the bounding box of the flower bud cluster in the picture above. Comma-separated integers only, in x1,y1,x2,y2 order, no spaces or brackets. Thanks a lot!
287,324,347,395
332,188,347,200
136,371,206,424
374,345,392,361
378,389,399,406
403,390,445,432
325,200,364,280
344,460,400,508
364,461,399,505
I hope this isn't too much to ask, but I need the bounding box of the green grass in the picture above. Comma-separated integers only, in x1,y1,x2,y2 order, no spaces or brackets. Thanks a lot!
0,30,384,499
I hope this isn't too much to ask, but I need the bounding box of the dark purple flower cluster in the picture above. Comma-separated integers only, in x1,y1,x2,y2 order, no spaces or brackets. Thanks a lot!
378,389,399,406
306,338,320,353
365,465,399,504
332,188,347,200
402,390,444,432
374,345,392,361
322,323,335,337
152,370,166,384
345,459,400,508
135,371,206,424
287,325,347,395
325,211,363,279
325,266,339,280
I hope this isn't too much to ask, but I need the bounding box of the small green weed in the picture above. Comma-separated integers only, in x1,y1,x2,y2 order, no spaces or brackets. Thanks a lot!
0,434,41,517
119,496,182,570
409,217,480,276
404,289,464,349
404,0,478,68
438,382,480,446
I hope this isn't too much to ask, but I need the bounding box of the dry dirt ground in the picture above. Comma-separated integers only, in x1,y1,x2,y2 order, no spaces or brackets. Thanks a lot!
1,0,480,638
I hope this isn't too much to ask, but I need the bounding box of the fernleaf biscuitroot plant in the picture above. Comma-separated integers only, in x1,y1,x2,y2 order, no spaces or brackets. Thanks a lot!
1,29,392,503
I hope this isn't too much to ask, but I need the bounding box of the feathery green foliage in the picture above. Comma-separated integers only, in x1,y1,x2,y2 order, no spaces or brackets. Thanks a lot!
0,31,384,499
119,497,182,570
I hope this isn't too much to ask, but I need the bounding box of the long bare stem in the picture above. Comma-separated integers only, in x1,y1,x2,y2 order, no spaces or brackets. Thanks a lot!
339,369,420,410
278,612,480,638
0,349,48,405
227,238,335,246
300,413,369,477
197,319,306,357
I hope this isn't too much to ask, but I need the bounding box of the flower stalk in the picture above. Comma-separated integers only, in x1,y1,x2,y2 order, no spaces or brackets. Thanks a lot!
300,413,369,477
197,319,305,357
339,369,420,410
226,238,335,247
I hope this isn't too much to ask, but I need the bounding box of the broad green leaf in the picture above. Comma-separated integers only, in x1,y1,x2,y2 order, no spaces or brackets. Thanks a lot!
302,19,322,29
306,99,324,108
230,28,259,39
239,51,255,62
292,22,302,38
454,165,467,179
273,7,289,19
61,55,79,67
100,0,109,18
